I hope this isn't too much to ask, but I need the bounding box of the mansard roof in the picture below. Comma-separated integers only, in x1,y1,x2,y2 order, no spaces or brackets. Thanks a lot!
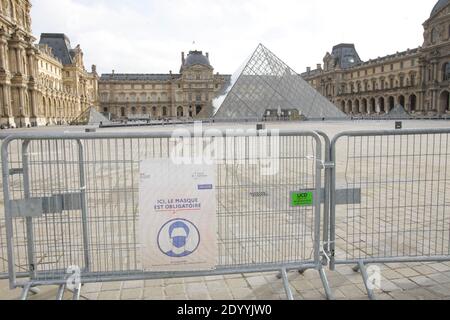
431,0,449,17
39,33,74,65
182,50,212,69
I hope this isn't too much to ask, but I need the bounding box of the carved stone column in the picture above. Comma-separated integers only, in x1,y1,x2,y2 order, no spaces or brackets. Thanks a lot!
18,86,25,116
2,83,16,127
0,28,9,72
0,38,7,71
26,48,36,79
30,89,37,120
14,48,21,74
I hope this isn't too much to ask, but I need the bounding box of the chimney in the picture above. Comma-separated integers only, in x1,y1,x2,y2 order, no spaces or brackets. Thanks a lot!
317,64,322,70
307,67,311,73
112,69,115,74
206,52,209,59
182,52,185,64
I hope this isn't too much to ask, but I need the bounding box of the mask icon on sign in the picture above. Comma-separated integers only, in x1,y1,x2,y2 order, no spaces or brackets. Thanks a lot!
165,221,193,258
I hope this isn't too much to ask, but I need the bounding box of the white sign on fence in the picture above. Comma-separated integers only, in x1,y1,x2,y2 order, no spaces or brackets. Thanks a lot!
139,159,218,272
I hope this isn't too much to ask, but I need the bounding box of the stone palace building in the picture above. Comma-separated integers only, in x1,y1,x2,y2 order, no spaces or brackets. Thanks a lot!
302,0,450,116
2,0,450,125
0,0,99,128
99,51,229,120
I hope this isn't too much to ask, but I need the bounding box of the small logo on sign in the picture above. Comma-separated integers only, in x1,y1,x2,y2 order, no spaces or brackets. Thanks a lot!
198,184,213,190
291,192,314,207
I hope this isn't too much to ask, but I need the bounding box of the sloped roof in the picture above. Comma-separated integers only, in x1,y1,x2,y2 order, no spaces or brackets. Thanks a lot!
431,0,449,17
183,51,211,69
39,33,73,65
331,43,362,69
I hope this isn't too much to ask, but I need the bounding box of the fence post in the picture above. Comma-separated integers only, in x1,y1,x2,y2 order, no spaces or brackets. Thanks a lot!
315,131,333,265
22,140,37,280
2,137,17,289
329,136,337,271
76,140,91,273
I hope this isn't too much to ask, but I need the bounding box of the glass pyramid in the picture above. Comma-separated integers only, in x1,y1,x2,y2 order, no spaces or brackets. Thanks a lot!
214,44,347,120
70,107,111,126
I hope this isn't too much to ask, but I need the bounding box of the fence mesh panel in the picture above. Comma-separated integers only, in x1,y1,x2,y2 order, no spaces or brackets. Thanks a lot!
3,134,321,283
333,133,450,262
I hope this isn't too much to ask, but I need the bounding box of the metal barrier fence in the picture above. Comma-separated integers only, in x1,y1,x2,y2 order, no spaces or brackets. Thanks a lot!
329,129,450,299
0,130,333,300
2,127,450,301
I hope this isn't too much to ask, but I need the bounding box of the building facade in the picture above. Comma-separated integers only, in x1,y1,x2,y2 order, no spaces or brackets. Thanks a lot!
0,1,98,128
37,34,99,126
302,0,450,116
99,51,229,120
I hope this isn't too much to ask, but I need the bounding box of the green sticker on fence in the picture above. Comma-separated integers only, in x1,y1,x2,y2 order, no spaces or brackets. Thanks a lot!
291,192,314,207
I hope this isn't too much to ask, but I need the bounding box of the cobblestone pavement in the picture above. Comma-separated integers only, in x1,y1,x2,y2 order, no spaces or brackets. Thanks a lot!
1,262,450,300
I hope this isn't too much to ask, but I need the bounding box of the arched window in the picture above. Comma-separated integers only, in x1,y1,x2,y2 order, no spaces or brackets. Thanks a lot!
410,95,417,112
121,107,126,117
162,107,168,116
177,106,184,117
411,73,416,86
399,95,405,108
443,63,450,81
431,28,439,44
439,91,450,113
131,107,136,115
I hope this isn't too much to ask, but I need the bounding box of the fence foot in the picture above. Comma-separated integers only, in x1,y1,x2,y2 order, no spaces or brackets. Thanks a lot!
72,284,82,301
352,265,360,273
276,265,312,279
29,287,40,295
318,266,335,300
298,266,310,275
56,284,66,301
358,261,376,300
20,284,32,301
280,268,294,301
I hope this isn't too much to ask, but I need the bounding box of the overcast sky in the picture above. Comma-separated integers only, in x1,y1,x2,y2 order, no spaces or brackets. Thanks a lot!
32,0,437,75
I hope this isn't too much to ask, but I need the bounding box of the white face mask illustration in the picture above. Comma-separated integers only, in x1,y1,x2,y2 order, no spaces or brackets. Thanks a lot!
170,227,189,255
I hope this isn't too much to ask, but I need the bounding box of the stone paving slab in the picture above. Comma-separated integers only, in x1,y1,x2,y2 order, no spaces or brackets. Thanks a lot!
1,262,450,300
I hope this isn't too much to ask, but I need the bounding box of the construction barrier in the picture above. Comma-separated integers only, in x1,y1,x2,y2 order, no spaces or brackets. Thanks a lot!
0,129,332,300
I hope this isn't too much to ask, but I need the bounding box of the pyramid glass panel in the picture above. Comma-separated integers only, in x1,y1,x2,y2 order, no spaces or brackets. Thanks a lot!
214,44,347,120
